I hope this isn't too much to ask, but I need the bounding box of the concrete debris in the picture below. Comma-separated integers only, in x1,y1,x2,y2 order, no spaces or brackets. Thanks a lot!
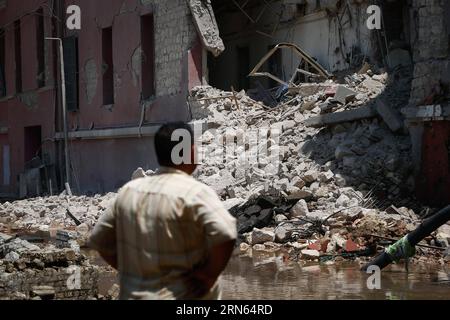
290,200,309,218
375,99,404,132
0,236,100,300
187,0,225,57
251,228,275,245
184,66,448,265
301,249,320,260
305,105,377,128
334,86,357,105
188,69,414,211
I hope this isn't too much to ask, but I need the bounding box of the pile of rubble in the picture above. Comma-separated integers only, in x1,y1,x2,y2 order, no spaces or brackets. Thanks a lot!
187,66,450,264
0,232,102,300
190,69,414,208
0,193,116,240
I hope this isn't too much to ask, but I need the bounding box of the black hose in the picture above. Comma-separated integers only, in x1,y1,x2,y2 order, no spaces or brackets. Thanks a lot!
362,205,450,271
407,206,450,245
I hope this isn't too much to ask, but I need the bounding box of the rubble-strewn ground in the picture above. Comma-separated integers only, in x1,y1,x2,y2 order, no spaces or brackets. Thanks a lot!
0,195,116,300
0,67,449,299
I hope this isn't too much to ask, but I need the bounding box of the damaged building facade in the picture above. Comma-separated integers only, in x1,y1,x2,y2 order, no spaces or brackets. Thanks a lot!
207,0,411,91
0,0,207,195
0,0,449,204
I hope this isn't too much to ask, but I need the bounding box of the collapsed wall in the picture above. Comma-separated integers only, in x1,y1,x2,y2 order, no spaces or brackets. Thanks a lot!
0,233,100,300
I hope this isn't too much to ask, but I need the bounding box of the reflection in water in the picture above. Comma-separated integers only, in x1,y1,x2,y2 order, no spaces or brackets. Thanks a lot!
85,249,450,300
220,252,450,300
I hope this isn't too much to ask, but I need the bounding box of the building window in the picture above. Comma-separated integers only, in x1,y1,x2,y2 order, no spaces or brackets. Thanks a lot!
102,27,114,105
0,28,6,97
24,126,42,164
36,8,46,88
63,36,79,111
141,14,155,100
14,20,22,93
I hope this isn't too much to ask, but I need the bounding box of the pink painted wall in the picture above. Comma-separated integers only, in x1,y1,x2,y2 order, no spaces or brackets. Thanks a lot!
0,1,57,195
0,0,203,195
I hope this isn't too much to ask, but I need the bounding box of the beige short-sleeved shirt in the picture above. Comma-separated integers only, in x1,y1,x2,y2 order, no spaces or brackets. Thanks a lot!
89,167,237,300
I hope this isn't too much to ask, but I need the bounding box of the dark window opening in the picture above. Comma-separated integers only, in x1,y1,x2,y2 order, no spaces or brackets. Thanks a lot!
0,28,6,97
237,46,250,91
296,4,306,16
267,45,283,89
141,14,155,100
14,20,22,93
102,27,114,105
24,126,42,164
36,8,45,88
63,36,79,111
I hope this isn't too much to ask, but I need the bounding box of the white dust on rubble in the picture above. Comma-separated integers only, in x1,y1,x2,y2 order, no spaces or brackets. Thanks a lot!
188,73,413,211
0,193,117,236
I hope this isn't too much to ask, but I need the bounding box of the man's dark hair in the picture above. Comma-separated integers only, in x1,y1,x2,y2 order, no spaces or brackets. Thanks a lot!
154,122,194,167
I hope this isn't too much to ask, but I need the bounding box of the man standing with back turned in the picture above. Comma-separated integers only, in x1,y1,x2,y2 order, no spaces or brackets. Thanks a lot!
89,122,237,300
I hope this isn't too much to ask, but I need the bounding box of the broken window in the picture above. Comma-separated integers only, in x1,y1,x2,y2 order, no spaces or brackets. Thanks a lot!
141,13,155,100
0,28,6,97
14,19,22,94
102,27,114,105
24,126,42,164
63,36,79,111
36,8,46,88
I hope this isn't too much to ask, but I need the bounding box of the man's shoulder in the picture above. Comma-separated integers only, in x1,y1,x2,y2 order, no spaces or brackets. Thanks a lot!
119,174,214,197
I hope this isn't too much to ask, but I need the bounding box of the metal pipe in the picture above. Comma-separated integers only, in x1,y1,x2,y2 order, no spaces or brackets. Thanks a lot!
46,37,71,187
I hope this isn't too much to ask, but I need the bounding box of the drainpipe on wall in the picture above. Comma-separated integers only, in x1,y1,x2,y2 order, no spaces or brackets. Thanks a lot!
46,37,71,188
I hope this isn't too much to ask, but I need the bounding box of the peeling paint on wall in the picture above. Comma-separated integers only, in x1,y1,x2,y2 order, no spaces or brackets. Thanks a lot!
84,59,98,105
131,46,142,88
18,91,38,109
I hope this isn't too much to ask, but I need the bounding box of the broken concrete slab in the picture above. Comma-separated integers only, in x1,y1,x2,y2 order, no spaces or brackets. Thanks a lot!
289,83,330,96
290,199,309,218
305,105,376,128
301,249,320,260
188,0,225,57
375,99,404,132
334,86,357,105
286,188,313,200
275,224,293,243
251,228,275,245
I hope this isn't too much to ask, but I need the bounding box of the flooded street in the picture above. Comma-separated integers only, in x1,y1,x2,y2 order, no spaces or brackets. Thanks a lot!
87,251,450,300
220,255,450,300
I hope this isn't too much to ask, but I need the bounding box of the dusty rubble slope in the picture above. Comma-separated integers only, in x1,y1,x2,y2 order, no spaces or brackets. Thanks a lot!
187,68,449,261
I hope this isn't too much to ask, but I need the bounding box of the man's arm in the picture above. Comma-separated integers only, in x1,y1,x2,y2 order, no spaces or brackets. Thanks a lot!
88,201,118,269
190,186,238,295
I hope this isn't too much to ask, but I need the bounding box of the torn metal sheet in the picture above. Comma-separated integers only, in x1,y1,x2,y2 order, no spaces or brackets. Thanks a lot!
249,43,333,87
187,0,225,57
